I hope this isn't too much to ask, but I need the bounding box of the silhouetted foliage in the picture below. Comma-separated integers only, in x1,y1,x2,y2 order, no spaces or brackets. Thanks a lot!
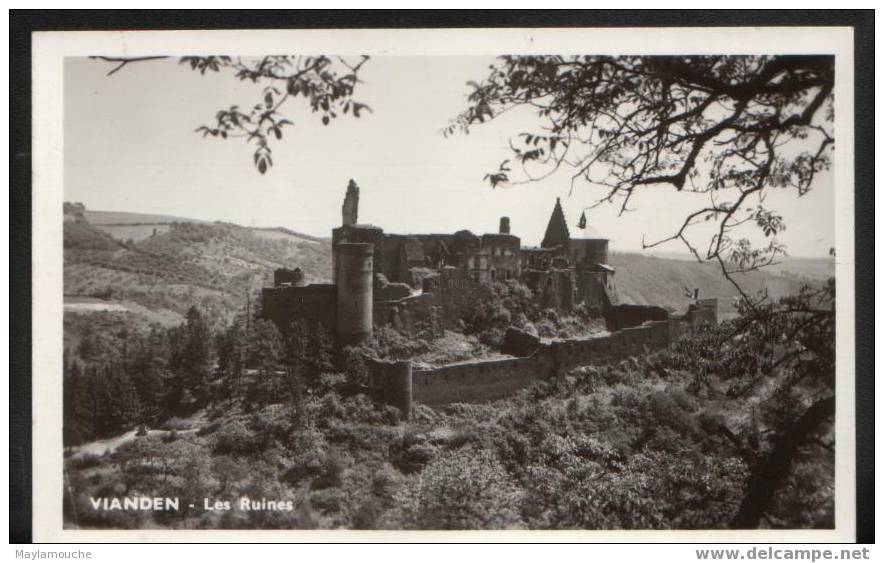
451,55,834,302
94,55,371,174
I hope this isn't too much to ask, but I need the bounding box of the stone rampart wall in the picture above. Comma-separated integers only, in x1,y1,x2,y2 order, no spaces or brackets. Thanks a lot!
366,315,696,415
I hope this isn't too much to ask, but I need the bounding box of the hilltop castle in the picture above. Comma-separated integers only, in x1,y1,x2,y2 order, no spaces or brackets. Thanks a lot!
261,180,650,345
261,180,717,417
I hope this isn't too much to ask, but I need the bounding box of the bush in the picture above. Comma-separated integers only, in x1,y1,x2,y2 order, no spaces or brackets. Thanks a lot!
211,419,262,456
65,452,105,471
398,446,525,529
311,452,348,490
398,442,438,474
352,496,385,529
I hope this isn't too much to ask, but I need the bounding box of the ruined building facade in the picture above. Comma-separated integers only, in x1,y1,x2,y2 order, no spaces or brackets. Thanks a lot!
262,181,643,344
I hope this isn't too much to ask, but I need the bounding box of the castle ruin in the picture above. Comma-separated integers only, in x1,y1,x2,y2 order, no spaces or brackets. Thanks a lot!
261,180,631,343
260,180,718,419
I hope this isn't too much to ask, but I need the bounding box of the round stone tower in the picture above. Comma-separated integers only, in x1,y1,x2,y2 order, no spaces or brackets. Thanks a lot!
335,242,374,345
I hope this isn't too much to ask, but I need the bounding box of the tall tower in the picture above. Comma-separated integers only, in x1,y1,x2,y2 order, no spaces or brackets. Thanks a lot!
336,242,374,345
341,179,360,226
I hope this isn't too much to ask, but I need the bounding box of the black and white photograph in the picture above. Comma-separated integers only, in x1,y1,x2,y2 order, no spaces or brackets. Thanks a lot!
24,24,860,541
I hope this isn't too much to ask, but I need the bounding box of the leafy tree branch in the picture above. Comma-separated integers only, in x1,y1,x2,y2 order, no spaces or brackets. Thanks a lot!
93,55,371,174
449,55,834,306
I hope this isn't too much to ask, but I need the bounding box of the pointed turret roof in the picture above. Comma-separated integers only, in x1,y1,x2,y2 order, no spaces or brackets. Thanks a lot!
572,209,607,241
541,197,570,249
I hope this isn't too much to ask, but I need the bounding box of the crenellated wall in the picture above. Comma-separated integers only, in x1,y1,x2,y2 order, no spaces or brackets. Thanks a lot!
412,355,554,407
365,304,715,415
548,320,671,376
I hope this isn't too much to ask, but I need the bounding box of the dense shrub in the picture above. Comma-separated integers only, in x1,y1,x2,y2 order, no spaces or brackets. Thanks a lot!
395,447,525,529
211,419,262,456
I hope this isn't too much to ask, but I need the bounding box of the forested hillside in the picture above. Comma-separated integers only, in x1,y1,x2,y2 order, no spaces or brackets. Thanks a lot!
63,211,333,372
64,216,332,318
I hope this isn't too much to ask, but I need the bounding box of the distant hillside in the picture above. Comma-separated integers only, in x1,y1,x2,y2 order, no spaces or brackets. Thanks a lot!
643,251,834,282
64,214,333,326
83,209,211,225
63,220,123,251
610,252,826,316
83,209,325,246
251,226,327,244
765,257,835,281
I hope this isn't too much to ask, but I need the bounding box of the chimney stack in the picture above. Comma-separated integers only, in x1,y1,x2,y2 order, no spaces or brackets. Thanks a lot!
499,216,510,234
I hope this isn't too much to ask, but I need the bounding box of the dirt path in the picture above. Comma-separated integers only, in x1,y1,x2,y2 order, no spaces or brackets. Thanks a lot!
67,428,199,460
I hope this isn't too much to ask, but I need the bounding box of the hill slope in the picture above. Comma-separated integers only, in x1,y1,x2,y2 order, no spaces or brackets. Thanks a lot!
83,209,325,246
64,216,333,325
609,252,823,316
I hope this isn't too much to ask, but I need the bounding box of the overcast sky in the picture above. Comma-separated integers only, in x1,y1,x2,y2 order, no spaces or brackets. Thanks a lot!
64,56,835,257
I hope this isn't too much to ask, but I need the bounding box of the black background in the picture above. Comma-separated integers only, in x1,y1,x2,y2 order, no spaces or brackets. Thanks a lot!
9,9,875,544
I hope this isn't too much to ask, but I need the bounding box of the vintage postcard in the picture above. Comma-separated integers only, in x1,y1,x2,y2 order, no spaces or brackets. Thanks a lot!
30,26,856,541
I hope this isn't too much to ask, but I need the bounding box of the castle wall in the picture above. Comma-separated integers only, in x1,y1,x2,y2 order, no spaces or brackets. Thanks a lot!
412,356,547,406
481,233,521,280
369,317,687,411
501,326,542,357
371,268,492,332
435,267,493,323
604,303,671,331
548,320,671,375
521,247,561,271
521,268,575,310
413,234,456,269
576,271,610,310
261,284,337,333
570,238,609,265
366,358,413,419
686,299,718,328
374,293,440,333
273,267,305,287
